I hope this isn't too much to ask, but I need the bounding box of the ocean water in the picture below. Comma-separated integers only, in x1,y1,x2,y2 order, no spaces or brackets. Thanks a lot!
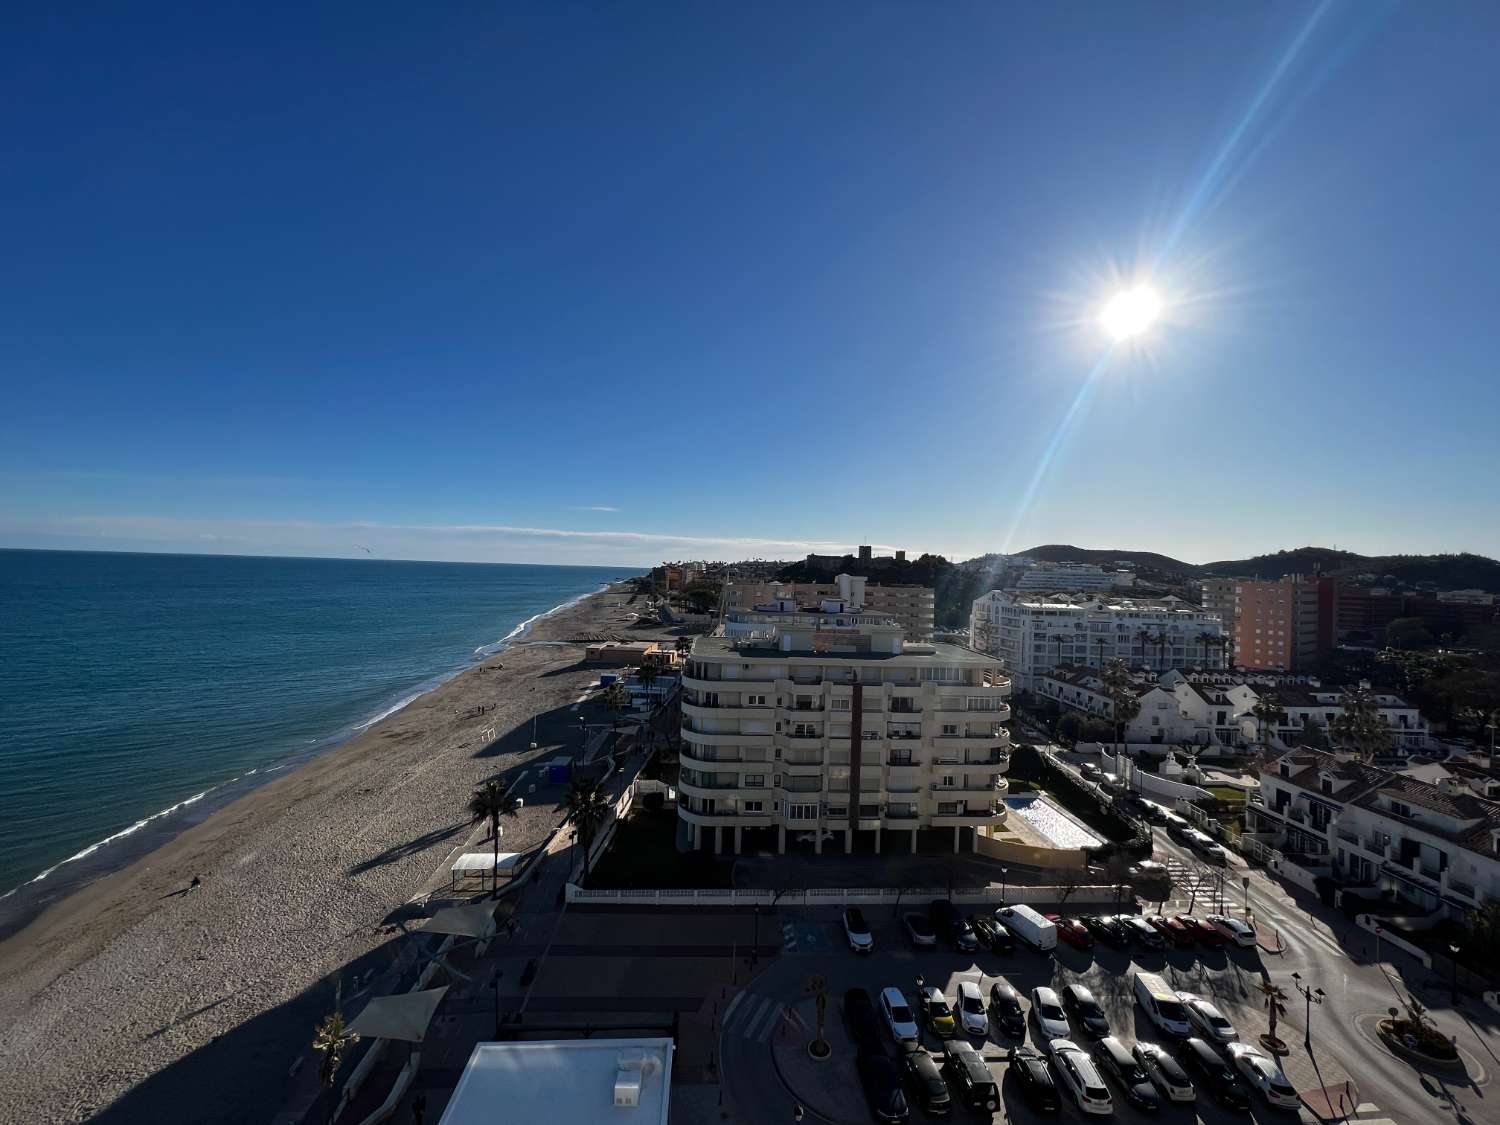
0,549,636,920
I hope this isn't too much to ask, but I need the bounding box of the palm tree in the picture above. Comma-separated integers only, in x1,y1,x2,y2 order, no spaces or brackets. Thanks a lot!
1217,634,1232,670
468,780,521,896
1197,630,1216,669
1093,637,1107,669
1155,631,1171,671
312,984,360,1105
637,658,660,696
1051,633,1069,668
1251,694,1287,755
566,777,613,878
1135,629,1152,668
1102,660,1141,752
1258,979,1289,1048
1331,687,1393,760
806,974,830,1056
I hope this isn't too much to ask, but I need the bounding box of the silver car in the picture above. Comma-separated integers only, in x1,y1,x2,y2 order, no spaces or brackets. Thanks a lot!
1030,986,1071,1041
1177,991,1238,1044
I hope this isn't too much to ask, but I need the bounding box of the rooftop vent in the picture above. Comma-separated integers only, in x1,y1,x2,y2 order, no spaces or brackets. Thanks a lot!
613,1069,642,1108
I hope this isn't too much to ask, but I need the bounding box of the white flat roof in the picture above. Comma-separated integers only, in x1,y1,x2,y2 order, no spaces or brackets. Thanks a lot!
451,852,521,874
438,1037,673,1125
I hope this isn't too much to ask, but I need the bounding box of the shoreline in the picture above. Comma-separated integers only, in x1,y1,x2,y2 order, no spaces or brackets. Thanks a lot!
0,580,666,1124
0,579,618,937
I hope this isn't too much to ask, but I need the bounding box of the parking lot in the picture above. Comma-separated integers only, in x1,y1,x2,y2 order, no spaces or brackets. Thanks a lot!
720,903,1309,1124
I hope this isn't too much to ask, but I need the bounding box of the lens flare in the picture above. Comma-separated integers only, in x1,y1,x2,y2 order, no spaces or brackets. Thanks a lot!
1100,286,1163,340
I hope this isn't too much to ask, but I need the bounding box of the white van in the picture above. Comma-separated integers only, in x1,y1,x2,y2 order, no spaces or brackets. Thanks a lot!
996,905,1058,953
1132,972,1192,1038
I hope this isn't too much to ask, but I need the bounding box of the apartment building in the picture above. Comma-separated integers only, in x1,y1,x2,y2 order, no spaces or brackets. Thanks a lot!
1220,682,1430,755
723,573,936,640
1014,563,1133,593
1249,748,1500,919
1234,575,1337,671
1035,668,1246,750
678,613,1011,856
1199,579,1238,658
968,590,1226,690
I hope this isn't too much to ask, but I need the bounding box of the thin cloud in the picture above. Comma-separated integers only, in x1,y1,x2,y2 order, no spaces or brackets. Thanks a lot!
568,505,620,512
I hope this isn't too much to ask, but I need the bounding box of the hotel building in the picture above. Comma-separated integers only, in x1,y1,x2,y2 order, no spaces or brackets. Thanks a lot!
722,573,936,640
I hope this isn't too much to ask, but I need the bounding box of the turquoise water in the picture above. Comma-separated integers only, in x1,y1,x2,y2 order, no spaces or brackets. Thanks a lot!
0,549,636,915
1004,795,1105,849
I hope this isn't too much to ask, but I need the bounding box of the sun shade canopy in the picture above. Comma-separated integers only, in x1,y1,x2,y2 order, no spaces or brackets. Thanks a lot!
347,986,449,1043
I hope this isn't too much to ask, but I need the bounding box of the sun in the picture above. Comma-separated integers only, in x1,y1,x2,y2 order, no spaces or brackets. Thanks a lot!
1100,285,1163,340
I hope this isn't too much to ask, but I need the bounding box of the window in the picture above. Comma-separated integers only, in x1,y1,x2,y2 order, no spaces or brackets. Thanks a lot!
745,773,765,787
743,801,763,813
831,697,851,711
788,802,817,821
746,694,767,706
942,723,959,736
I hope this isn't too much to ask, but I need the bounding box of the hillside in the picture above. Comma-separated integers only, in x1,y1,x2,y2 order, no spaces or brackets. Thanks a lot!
1201,549,1500,591
1019,543,1194,574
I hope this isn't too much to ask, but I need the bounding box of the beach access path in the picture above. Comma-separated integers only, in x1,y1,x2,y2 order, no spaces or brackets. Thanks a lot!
0,582,672,1125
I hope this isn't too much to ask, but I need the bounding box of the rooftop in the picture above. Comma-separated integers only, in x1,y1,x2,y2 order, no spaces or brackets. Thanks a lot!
438,1038,673,1125
693,633,1000,666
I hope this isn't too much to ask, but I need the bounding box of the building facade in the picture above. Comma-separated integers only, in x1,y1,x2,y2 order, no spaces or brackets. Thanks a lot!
723,573,936,640
1234,575,1337,671
679,614,1011,855
1014,563,1133,593
968,590,1226,690
1199,579,1238,659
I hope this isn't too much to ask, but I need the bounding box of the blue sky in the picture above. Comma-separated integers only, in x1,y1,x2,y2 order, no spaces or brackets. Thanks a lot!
3,2,1498,567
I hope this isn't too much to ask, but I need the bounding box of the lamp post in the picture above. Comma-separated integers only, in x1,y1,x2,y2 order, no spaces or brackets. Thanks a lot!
1290,971,1329,1112
1242,875,1252,923
1000,866,1009,906
1449,943,1460,1007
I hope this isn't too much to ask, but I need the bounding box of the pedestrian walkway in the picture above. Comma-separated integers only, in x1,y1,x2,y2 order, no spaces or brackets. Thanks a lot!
722,989,801,1045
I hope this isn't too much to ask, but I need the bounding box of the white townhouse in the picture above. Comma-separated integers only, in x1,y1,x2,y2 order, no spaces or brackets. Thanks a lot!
1219,683,1431,756
679,609,1011,857
1036,668,1248,750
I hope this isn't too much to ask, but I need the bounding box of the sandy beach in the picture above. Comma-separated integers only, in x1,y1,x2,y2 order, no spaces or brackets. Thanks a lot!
0,582,665,1124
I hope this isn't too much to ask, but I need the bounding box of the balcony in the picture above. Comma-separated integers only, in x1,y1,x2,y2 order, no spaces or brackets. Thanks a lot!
781,778,823,794
782,752,824,771
1446,878,1478,902
930,805,1008,827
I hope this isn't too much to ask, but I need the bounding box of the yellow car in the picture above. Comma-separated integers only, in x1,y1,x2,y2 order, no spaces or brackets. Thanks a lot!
917,984,956,1038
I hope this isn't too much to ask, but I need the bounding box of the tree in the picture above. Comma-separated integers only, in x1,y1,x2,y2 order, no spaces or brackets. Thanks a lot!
683,584,720,614
605,680,629,711
1155,631,1171,671
1464,898,1500,965
467,780,521,897
1386,617,1436,650
636,658,660,696
1052,633,1069,668
1197,630,1217,669
1251,694,1287,755
312,985,359,1101
1258,979,1289,1048
1299,714,1330,751
1135,629,1153,668
806,974,829,1056
1055,865,1083,908
566,777,613,878
1057,712,1085,745
1093,636,1108,669
1103,660,1141,751
1331,687,1393,760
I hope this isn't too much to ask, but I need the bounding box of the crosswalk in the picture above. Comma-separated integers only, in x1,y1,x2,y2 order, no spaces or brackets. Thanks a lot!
721,990,802,1044
1347,1103,1394,1125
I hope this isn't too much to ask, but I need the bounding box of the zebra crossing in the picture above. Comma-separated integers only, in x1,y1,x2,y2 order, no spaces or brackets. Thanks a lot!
721,990,802,1044
1347,1103,1393,1125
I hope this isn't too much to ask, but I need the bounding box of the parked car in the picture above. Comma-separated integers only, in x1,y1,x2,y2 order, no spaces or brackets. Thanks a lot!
916,984,956,1039
1080,762,1104,780
1227,1042,1300,1109
1133,972,1193,1039
1178,991,1238,1044
1082,914,1132,948
857,1052,912,1124
929,899,979,952
1207,913,1257,948
880,986,919,1049
970,912,1014,954
1045,914,1095,950
1093,1036,1161,1112
1178,1037,1251,1109
902,912,937,949
897,1049,951,1116
1007,1045,1060,1113
1173,914,1226,949
955,981,988,1037
1129,858,1170,879
1061,984,1110,1038
941,1038,1000,1113
1133,1041,1196,1102
988,980,1026,1038
997,905,1058,952
844,907,874,953
1147,914,1195,948
1048,1039,1114,1115
1030,986,1071,1041
1121,914,1166,950
844,988,883,1053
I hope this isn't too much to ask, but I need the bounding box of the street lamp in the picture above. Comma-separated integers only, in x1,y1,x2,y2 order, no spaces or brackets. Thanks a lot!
1000,866,1009,905
1290,971,1330,1113
1449,943,1460,1007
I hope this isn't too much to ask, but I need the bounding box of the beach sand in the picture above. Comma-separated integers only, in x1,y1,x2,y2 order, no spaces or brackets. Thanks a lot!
0,583,665,1124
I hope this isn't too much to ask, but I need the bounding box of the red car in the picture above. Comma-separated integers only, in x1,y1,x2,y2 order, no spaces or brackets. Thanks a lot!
1173,914,1226,948
1147,914,1195,948
1045,914,1095,950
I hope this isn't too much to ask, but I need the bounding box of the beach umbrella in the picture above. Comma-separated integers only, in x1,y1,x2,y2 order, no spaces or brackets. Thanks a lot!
347,986,449,1043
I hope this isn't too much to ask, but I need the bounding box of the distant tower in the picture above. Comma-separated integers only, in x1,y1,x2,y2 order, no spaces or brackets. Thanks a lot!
858,545,872,561
895,550,906,563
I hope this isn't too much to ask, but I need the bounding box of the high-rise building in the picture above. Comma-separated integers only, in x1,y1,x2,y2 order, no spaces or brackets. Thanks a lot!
1234,575,1337,671
678,612,1011,856
723,574,936,640
1200,579,1238,657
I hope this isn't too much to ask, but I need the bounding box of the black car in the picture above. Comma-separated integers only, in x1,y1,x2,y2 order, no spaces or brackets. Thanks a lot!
1007,1045,1060,1113
898,1049,951,1116
941,1039,999,1113
929,899,978,952
1093,1036,1161,1111
844,988,883,1054
988,980,1026,1038
902,911,937,948
969,912,1015,954
1179,1037,1251,1109
1121,914,1166,950
1082,914,1132,949
857,1053,912,1124
1061,983,1110,1038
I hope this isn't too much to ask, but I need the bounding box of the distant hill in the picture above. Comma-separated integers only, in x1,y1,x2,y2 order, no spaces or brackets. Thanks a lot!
1201,548,1500,591
1020,544,1194,574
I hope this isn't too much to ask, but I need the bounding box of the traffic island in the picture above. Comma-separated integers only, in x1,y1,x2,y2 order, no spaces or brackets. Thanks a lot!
1376,1018,1465,1071
769,997,864,1125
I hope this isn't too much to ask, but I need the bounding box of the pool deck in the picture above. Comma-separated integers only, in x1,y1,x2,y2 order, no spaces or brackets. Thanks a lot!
1000,795,1104,850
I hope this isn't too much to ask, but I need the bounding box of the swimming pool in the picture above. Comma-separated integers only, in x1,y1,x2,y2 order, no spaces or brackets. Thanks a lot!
1004,795,1104,850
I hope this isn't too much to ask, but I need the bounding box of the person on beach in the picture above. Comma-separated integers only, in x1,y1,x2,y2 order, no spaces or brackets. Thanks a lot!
189,875,202,891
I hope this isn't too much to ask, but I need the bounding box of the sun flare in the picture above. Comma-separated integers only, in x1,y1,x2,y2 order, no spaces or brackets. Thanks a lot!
1100,285,1163,340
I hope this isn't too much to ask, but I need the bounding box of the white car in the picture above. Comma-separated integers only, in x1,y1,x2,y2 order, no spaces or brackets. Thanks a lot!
843,907,874,953
1228,1043,1300,1109
1049,1040,1114,1115
1207,913,1257,948
1030,987,1071,1042
1177,991,1238,1044
880,986,919,1048
956,980,988,1036
1133,1041,1195,1102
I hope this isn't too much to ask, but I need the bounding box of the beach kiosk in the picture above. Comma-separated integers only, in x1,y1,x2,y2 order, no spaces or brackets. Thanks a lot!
449,851,521,894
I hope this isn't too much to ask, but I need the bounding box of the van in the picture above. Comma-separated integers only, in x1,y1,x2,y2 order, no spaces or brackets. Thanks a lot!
1132,972,1192,1038
941,1038,1000,1113
996,904,1058,953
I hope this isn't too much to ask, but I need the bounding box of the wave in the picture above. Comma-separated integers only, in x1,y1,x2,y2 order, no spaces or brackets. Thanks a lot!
0,787,214,900
353,690,426,732
471,582,609,658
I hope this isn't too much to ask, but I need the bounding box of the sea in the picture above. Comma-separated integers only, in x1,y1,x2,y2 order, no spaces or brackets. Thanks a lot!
0,549,637,933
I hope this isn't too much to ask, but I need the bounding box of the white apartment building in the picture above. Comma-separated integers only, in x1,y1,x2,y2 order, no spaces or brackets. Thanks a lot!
1217,683,1431,756
1014,563,1133,593
1249,749,1500,919
723,573,936,640
679,613,1011,856
968,590,1226,690
1035,669,1247,749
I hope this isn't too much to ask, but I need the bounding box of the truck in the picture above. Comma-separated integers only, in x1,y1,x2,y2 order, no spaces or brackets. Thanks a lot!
996,904,1057,953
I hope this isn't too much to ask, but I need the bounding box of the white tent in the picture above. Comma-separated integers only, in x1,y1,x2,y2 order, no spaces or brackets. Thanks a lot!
450,851,521,891
419,902,507,940
347,986,449,1043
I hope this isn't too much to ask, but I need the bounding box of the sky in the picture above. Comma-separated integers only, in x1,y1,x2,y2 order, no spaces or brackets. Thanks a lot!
2,2,1498,568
